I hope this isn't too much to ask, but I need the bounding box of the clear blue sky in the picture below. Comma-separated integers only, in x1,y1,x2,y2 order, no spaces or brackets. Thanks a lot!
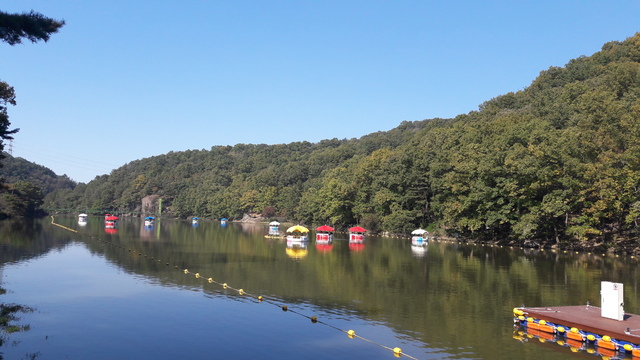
2,1,639,183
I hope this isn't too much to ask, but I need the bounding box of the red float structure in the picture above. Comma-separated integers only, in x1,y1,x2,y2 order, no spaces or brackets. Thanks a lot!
348,226,366,244
315,225,334,244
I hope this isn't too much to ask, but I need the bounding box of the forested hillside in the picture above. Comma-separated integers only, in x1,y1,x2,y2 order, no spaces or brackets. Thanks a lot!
45,33,640,249
0,153,75,218
0,152,76,194
43,119,432,223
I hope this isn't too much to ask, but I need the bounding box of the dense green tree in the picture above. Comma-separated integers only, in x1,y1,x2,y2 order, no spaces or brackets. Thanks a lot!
0,10,65,45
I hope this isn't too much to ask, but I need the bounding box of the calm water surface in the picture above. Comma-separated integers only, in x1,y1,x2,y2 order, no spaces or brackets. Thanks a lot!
1,217,639,360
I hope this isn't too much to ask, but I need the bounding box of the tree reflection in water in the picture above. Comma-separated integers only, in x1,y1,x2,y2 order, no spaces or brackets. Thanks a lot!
1,285,36,360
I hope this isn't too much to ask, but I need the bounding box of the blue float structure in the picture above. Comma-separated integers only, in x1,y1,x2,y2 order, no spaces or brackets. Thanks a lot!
192,217,199,225
513,281,640,358
411,228,429,247
220,218,227,226
268,221,281,236
144,216,155,227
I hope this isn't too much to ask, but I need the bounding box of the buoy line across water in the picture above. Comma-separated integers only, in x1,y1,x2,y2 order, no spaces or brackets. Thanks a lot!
50,216,417,359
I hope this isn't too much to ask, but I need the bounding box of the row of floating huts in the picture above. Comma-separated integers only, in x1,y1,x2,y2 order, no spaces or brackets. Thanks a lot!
267,221,430,247
79,214,429,247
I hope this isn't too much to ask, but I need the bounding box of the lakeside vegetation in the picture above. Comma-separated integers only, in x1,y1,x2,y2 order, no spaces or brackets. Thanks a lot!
4,33,640,252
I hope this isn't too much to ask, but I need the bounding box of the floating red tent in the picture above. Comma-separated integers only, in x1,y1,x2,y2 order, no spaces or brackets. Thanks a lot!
349,226,366,243
315,225,334,243
316,225,335,232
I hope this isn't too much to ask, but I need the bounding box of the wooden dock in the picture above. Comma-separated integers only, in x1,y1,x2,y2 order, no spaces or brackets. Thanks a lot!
519,305,640,345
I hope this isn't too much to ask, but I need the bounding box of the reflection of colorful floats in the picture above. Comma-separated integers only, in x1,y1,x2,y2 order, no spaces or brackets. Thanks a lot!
78,213,88,225
316,243,334,253
286,240,308,260
286,225,309,242
105,214,118,229
513,305,640,357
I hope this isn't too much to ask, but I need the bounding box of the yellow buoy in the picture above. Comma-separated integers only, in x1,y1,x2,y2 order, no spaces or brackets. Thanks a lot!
208,278,213,283
183,269,189,274
311,316,318,323
393,347,402,355
347,330,356,338
238,289,244,295
223,283,228,289
195,273,200,278
258,296,263,302
513,308,524,316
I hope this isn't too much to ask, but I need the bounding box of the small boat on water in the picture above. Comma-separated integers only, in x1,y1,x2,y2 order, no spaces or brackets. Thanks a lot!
315,225,334,244
266,221,281,237
105,215,119,229
286,225,309,242
78,213,88,225
349,226,366,244
411,228,429,246
192,217,199,226
144,216,155,227
221,218,227,226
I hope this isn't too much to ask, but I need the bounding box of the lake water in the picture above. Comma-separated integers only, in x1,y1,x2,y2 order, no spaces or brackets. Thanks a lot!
1,216,639,360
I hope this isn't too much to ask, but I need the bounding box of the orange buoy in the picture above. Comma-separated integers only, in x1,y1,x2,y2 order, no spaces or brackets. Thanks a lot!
566,329,584,342
597,336,617,351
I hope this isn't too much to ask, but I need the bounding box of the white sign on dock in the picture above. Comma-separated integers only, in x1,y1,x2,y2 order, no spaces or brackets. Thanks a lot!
601,281,624,321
